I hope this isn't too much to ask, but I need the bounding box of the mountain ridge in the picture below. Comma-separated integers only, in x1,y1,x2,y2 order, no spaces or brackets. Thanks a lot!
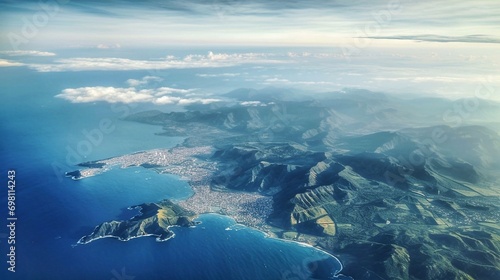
116,88,500,279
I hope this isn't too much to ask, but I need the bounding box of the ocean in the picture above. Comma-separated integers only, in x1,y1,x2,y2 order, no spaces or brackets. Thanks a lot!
0,67,344,279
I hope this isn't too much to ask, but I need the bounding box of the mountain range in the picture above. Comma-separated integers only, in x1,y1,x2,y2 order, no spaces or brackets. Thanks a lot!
124,88,500,279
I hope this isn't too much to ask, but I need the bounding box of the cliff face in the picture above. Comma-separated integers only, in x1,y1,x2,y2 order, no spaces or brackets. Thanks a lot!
78,200,196,244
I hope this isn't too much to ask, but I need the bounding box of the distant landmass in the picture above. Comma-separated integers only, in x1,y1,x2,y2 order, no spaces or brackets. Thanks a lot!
73,88,500,279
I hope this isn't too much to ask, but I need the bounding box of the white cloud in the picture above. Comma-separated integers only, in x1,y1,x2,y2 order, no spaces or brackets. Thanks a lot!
287,52,309,58
372,76,486,83
241,101,266,106
0,59,24,67
178,98,221,105
155,95,182,105
265,78,290,83
126,76,163,87
263,77,339,86
293,81,339,85
28,52,282,72
56,87,153,103
0,50,56,57
154,87,193,96
196,73,241,77
96,43,121,49
56,76,219,106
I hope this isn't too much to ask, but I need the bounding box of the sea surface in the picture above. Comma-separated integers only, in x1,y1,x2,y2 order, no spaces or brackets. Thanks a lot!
0,67,345,279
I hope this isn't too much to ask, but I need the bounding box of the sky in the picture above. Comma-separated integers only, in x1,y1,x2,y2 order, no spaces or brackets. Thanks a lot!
1,0,499,48
0,0,499,100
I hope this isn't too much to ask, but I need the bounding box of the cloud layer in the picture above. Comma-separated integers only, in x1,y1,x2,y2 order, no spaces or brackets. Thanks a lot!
29,52,282,72
0,50,56,56
2,0,498,48
364,34,500,44
0,59,24,67
56,86,219,105
56,76,220,105
126,76,163,87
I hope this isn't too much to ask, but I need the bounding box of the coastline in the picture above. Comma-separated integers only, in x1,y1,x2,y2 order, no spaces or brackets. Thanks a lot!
195,213,346,278
72,146,347,277
77,230,177,245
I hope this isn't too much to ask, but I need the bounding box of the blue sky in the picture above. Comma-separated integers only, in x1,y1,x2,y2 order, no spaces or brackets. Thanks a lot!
0,0,499,100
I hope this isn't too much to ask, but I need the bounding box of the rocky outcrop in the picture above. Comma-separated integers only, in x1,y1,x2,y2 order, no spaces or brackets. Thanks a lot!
78,199,196,244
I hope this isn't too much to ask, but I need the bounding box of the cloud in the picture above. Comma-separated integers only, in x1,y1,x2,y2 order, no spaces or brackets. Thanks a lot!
241,101,266,106
56,87,152,103
154,95,182,105
196,73,241,77
363,34,500,44
265,78,290,83
96,43,121,49
126,76,163,87
154,87,193,96
55,76,218,105
56,86,219,105
1,0,499,48
373,76,486,83
264,78,339,86
0,59,24,67
0,50,56,56
178,98,221,105
28,52,283,72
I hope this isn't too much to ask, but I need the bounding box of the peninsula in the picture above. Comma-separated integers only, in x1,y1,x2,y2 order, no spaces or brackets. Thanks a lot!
78,199,196,244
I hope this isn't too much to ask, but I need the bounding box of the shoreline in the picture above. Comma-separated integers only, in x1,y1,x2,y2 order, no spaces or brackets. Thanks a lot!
192,213,346,278
76,224,182,245
71,146,347,277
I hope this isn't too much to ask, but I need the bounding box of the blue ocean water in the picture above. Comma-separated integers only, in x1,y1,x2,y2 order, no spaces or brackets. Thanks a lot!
0,68,344,279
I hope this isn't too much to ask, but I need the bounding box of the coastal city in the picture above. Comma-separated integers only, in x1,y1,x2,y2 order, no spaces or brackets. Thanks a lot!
71,145,274,230
74,146,216,181
178,185,273,229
